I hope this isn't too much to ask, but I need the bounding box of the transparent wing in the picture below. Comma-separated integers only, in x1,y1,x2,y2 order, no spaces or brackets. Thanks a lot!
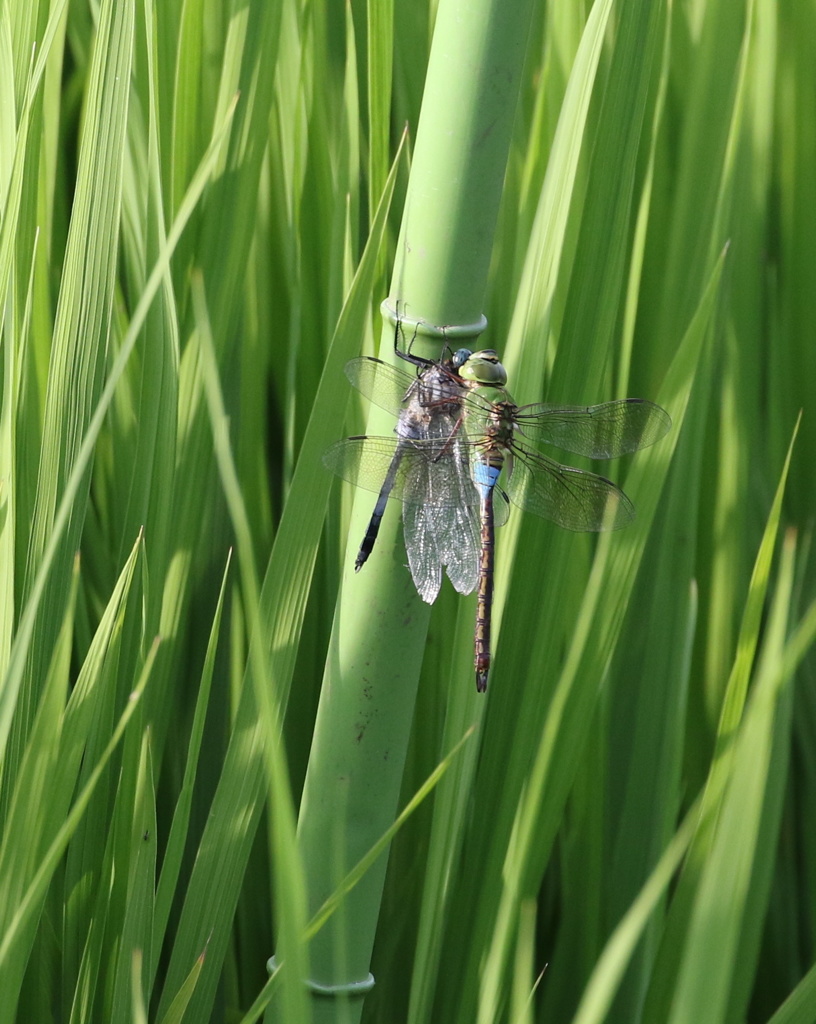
402,504,443,603
323,435,480,508
511,399,671,458
503,439,635,531
409,428,487,598
345,356,476,418
324,432,483,602
324,434,510,523
347,355,515,420
492,487,511,527
404,472,481,602
344,358,419,415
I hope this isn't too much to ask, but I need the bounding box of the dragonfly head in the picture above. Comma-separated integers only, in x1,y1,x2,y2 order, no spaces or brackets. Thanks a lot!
457,349,508,387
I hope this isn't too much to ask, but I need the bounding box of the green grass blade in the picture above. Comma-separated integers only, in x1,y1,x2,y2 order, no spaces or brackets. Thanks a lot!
148,551,232,992
644,412,802,1020
3,1,816,1019
766,907,816,1024
571,801,700,1024
109,732,158,1020
0,60,236,781
196,273,309,1024
0,558,77,1019
19,0,136,738
667,532,796,1024
158,135,403,1024
452,243,723,1024
156,948,206,1024
0,638,156,981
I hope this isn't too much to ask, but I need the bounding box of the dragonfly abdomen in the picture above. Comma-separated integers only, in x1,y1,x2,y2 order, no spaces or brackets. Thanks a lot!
473,459,502,692
355,445,406,571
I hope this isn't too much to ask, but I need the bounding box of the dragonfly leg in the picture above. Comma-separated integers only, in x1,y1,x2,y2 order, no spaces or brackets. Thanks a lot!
393,305,426,369
392,304,456,369
430,407,469,465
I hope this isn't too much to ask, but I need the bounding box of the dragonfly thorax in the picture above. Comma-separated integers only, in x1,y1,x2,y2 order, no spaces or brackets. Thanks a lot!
482,400,518,441
407,363,469,423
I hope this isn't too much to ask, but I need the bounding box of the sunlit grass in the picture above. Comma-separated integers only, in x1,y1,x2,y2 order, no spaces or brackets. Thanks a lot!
0,1,814,1022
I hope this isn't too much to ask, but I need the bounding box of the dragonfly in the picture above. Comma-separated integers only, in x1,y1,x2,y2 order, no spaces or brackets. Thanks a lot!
325,330,671,691
323,331,508,602
451,369,672,690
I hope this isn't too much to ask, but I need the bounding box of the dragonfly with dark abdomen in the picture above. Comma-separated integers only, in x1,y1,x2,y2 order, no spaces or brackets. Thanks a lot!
323,338,507,601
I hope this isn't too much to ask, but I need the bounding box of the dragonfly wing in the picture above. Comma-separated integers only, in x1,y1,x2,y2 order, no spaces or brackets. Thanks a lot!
344,358,418,415
323,436,405,496
513,399,671,458
323,436,470,505
402,437,480,601
505,441,635,531
405,501,480,601
325,434,481,599
346,357,472,418
403,504,444,602
443,504,480,595
492,487,511,527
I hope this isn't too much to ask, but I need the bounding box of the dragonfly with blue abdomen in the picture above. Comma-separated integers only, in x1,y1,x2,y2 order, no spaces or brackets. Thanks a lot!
451,364,672,689
323,336,508,602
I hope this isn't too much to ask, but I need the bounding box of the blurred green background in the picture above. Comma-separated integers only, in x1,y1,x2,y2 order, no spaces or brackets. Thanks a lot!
1,0,815,1022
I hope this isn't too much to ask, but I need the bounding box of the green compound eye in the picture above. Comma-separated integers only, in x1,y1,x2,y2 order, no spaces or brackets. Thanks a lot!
457,349,508,387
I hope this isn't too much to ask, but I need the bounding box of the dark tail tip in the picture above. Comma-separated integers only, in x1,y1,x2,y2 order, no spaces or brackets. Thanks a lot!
476,671,488,693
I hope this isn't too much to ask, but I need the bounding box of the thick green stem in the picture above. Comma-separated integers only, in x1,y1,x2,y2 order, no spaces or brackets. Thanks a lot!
390,0,534,334
270,1,535,1020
